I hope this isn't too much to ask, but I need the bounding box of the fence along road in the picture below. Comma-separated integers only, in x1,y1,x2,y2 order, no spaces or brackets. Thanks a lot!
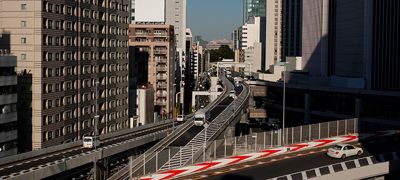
160,80,249,170
109,74,232,180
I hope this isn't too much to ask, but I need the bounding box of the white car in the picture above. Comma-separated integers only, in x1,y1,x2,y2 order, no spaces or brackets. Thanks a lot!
327,143,363,159
229,90,237,99
177,115,185,122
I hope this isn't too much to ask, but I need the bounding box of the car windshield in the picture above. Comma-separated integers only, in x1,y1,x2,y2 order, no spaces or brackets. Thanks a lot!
83,138,92,142
332,145,343,150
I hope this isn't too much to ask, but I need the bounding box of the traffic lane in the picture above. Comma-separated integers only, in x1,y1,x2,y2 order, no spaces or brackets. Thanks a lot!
0,124,172,177
170,97,233,146
196,138,400,180
206,151,369,180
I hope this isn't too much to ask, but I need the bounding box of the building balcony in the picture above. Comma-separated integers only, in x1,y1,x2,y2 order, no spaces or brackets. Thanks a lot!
154,33,168,37
0,130,17,143
154,50,168,55
156,100,167,106
155,58,167,63
0,94,17,105
0,112,17,125
156,84,167,89
156,75,167,80
156,91,167,97
0,76,17,86
156,66,167,72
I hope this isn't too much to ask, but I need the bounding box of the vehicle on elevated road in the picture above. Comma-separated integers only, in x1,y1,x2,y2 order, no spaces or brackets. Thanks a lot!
327,143,363,159
177,115,185,122
194,108,210,126
83,136,100,148
229,89,237,99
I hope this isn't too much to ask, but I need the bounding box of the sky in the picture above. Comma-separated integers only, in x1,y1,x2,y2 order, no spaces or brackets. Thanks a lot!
188,0,243,41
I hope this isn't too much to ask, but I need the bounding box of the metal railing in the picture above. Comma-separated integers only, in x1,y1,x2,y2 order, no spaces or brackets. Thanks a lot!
109,74,230,180
131,119,358,179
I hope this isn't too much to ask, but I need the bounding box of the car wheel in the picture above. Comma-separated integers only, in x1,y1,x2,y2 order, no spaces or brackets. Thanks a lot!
357,151,362,156
341,154,346,159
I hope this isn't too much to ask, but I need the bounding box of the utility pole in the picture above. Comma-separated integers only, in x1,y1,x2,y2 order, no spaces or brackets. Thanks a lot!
282,64,286,145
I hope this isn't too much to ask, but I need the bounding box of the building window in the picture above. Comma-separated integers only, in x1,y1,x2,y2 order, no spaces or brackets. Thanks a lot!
21,4,27,10
21,53,27,60
48,131,53,140
21,21,27,27
21,37,27,44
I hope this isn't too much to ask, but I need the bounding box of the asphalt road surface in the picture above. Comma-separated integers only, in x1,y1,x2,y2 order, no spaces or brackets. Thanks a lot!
200,137,400,180
170,97,234,147
0,123,172,177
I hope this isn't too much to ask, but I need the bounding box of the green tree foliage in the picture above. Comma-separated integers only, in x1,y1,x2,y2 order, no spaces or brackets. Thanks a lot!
209,45,234,62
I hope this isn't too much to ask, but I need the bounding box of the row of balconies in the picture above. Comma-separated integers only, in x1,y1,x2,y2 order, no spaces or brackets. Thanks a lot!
156,75,167,80
156,91,167,97
0,112,17,125
0,76,17,86
0,94,17,106
156,66,167,72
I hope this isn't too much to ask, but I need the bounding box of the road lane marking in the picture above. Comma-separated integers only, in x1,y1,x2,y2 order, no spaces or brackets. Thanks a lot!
354,159,361,168
340,162,348,171
366,157,374,165
315,168,322,176
328,165,334,173
301,171,307,179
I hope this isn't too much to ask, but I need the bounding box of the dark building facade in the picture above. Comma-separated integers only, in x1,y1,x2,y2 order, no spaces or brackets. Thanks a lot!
281,0,302,60
302,0,400,91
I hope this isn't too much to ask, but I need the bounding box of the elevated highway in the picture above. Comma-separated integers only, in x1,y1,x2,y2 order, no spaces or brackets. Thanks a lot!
110,74,251,179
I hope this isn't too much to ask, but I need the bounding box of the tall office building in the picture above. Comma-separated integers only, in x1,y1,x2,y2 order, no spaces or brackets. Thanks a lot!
0,0,130,151
265,0,282,70
165,0,187,51
129,24,175,119
242,17,266,72
244,0,266,23
281,0,302,60
0,46,18,157
302,0,400,90
192,42,204,79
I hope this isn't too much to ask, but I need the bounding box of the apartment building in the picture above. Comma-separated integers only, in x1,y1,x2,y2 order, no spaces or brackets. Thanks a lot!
0,0,130,151
129,24,175,119
0,49,18,157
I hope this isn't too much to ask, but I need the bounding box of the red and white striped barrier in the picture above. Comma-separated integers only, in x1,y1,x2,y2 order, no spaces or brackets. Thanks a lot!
139,130,399,180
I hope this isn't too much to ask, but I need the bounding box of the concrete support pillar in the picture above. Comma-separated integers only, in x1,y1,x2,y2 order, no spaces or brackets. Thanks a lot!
304,93,311,124
355,98,362,118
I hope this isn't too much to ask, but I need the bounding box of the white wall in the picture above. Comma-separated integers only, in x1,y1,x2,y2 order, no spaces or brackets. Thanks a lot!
135,0,165,22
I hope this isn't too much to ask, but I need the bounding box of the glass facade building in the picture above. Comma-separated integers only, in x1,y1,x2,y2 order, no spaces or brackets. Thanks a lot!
244,0,266,23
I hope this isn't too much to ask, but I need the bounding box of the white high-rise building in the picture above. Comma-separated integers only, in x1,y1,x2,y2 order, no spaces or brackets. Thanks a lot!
242,17,265,73
165,0,187,51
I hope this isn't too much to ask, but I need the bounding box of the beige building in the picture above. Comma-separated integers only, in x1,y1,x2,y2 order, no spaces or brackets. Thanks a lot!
265,0,282,70
0,0,130,151
136,85,154,126
129,24,175,119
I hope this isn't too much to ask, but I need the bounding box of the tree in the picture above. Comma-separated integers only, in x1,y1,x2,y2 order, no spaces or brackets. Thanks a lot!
209,45,234,62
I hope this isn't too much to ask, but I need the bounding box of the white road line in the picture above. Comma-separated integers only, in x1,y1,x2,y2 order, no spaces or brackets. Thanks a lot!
366,157,374,165
340,162,348,171
314,168,321,177
328,165,334,173
354,159,361,168
286,175,293,180
301,171,308,179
